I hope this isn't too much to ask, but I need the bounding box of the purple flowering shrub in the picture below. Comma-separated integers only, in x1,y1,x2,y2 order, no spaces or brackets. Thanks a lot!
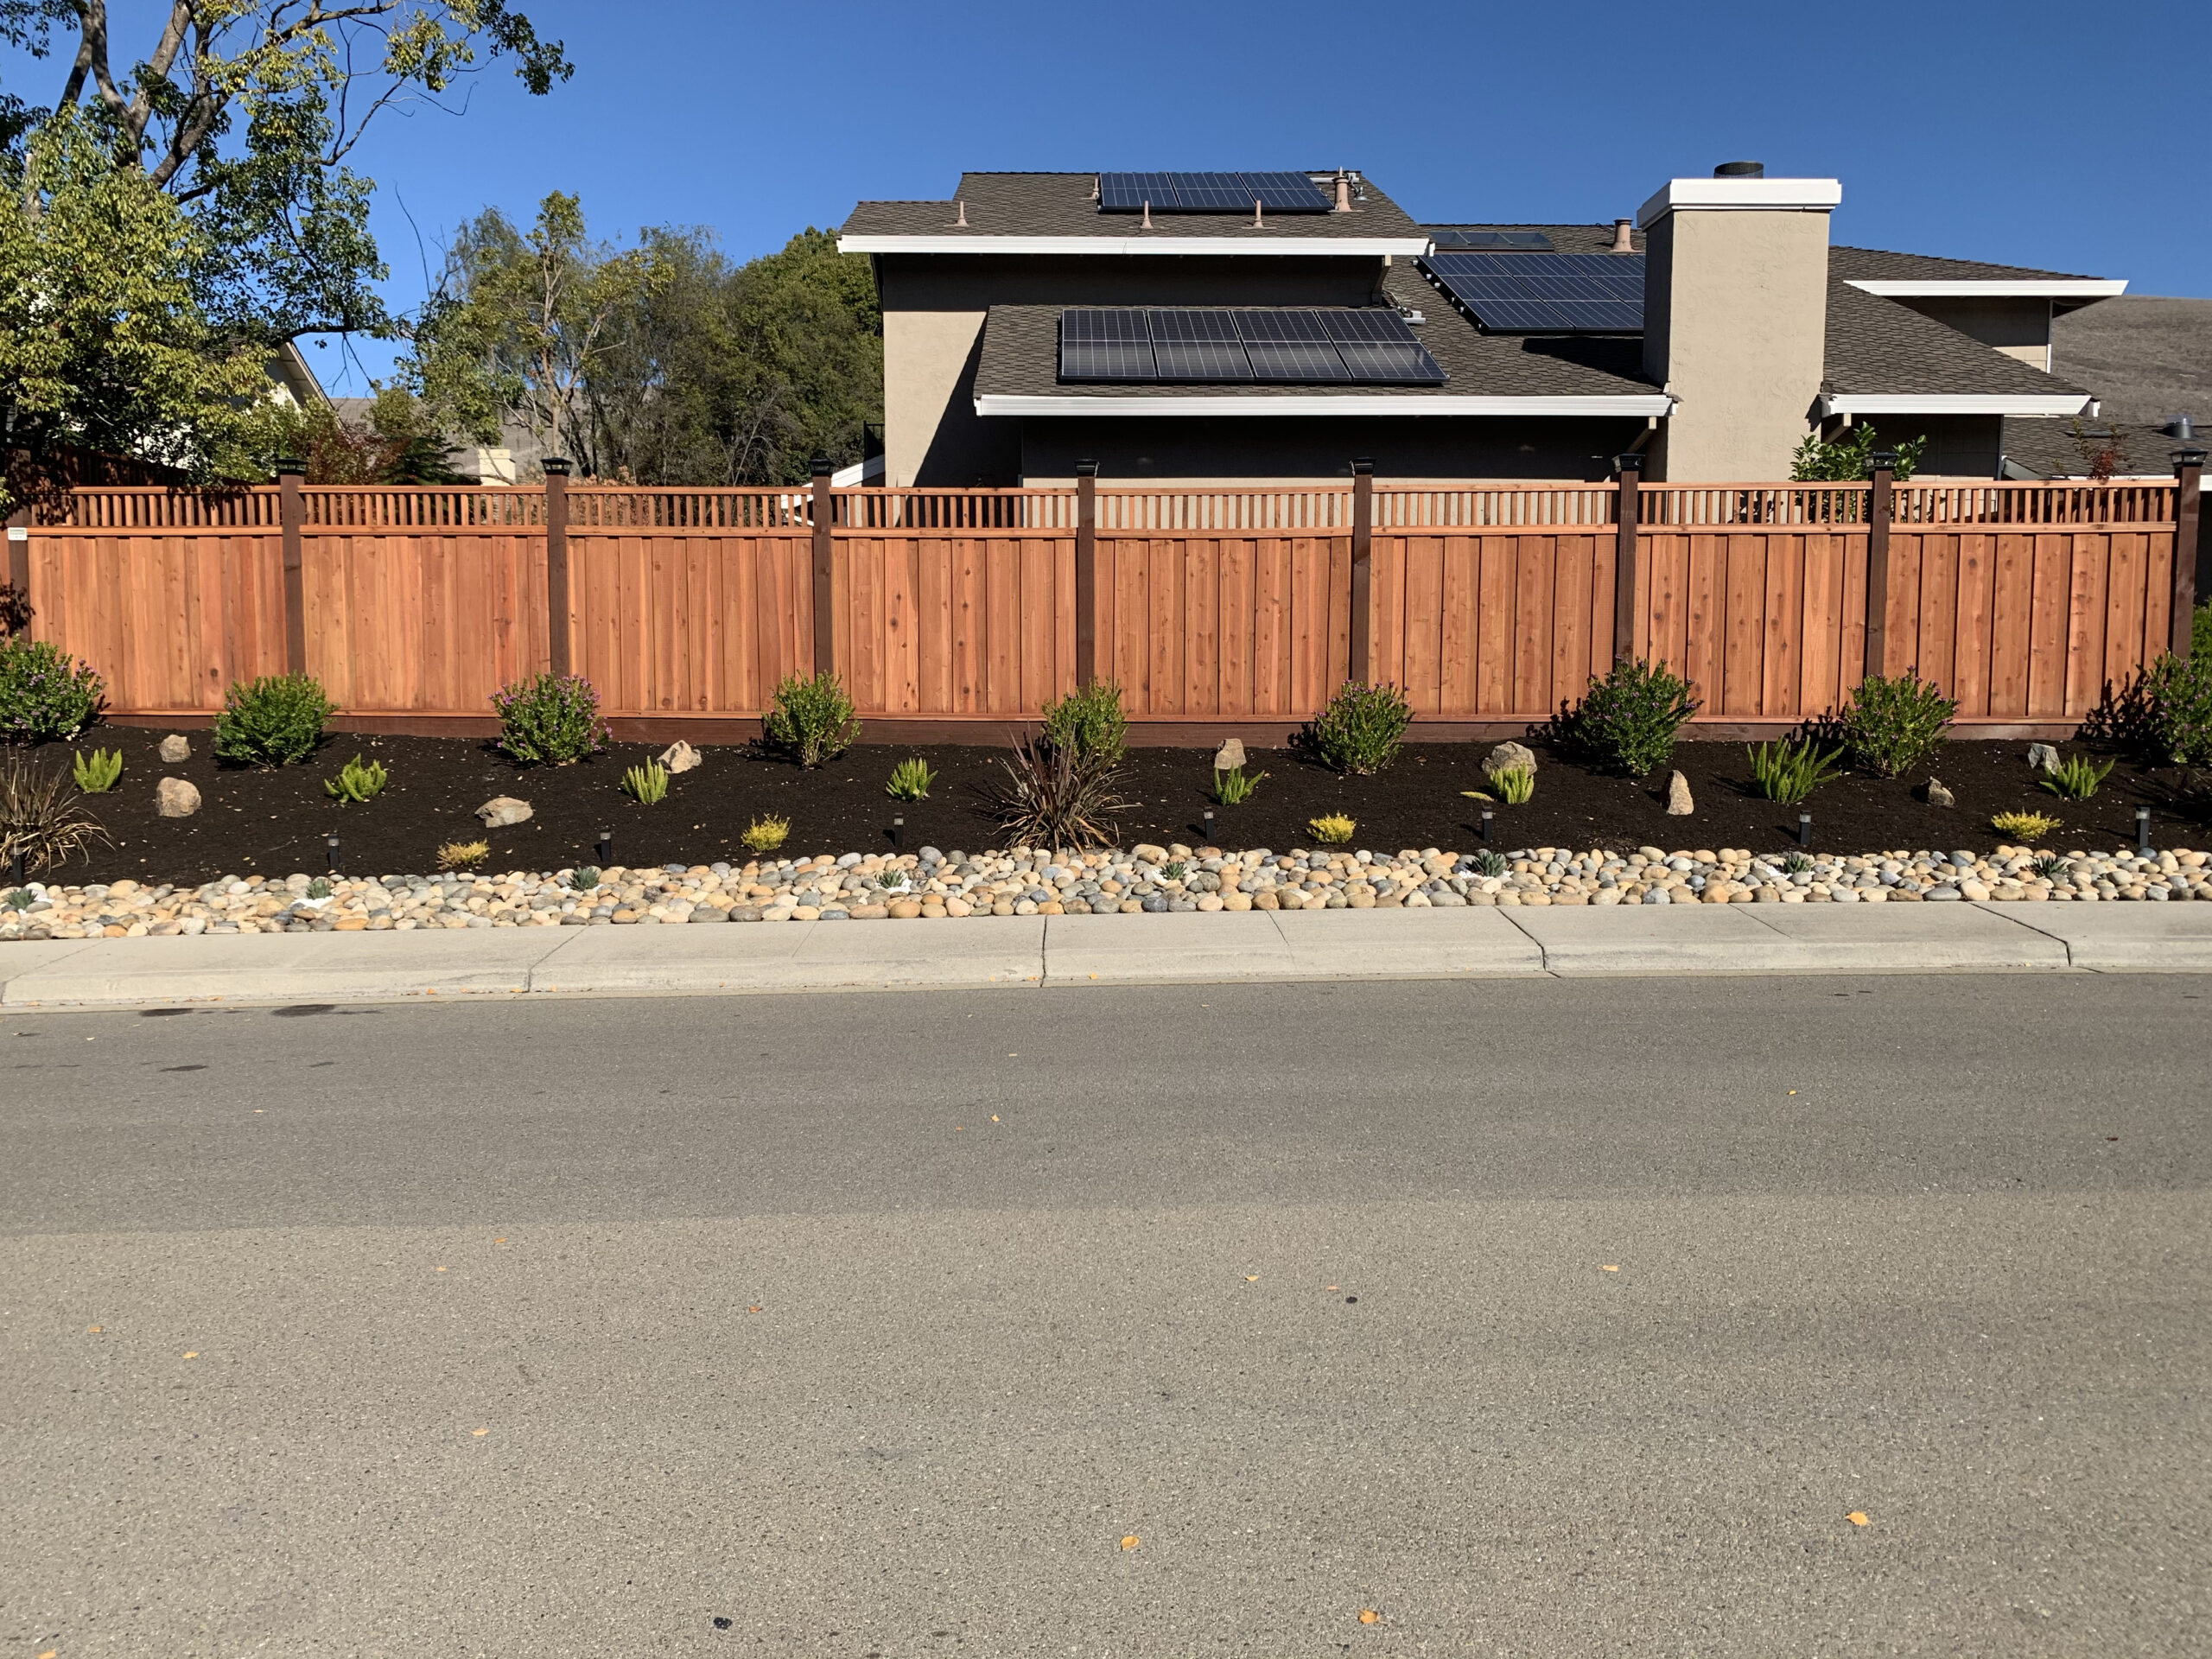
0,639,105,743
493,673,610,765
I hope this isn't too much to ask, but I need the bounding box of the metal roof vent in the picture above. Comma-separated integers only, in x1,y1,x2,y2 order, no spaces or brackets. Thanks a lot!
1610,217,1634,252
1713,160,1765,177
2167,413,2196,441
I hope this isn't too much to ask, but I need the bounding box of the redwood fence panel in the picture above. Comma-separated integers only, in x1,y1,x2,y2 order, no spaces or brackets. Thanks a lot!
16,478,2183,732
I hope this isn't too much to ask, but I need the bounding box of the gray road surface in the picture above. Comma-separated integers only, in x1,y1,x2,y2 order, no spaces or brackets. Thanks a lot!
3,975,2208,1657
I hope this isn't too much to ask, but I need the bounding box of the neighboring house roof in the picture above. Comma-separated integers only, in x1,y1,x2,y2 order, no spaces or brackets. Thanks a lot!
973,266,1669,416
1827,245,2102,283
1421,222,1645,256
841,171,1431,254
1820,280,2093,416
2048,295,2212,424
1999,415,2202,479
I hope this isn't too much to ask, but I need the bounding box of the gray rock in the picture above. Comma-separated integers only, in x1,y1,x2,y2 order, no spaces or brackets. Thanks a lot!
475,795,533,828
657,741,702,774
157,734,192,763
155,777,200,817
1925,778,1956,809
1484,741,1538,779
2026,742,2060,772
687,906,728,922
1212,738,1247,772
1665,771,1694,816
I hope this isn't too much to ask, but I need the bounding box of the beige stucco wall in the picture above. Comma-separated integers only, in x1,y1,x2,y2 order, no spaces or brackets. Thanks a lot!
882,308,993,486
1889,295,2052,371
1643,209,1831,480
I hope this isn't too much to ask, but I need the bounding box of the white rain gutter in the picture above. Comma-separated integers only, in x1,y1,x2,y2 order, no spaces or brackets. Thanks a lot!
840,235,1433,257
1819,393,2094,417
1845,279,2127,299
976,393,1676,417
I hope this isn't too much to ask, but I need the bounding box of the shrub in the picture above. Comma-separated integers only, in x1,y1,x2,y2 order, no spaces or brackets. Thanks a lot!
1463,767,1535,805
620,761,669,804
1211,765,1266,804
2140,650,2212,766
741,815,790,855
1746,738,1846,804
1568,658,1700,776
0,639,105,742
323,753,387,802
991,733,1128,849
493,672,610,766
1306,681,1411,775
72,747,123,792
2039,753,2113,801
1992,809,2064,842
0,750,110,874
213,673,334,767
1307,813,1357,844
1782,852,1813,875
436,838,489,870
763,672,859,766
1041,680,1128,765
1789,423,1929,483
566,865,602,891
1471,849,1509,879
1841,672,1956,778
886,756,935,801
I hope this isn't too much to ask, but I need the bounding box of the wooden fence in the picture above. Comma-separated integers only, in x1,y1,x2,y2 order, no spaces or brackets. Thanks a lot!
8,463,2200,736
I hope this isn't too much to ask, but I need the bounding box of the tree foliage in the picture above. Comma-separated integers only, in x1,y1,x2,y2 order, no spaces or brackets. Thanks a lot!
1790,423,1928,483
269,385,467,483
408,199,882,485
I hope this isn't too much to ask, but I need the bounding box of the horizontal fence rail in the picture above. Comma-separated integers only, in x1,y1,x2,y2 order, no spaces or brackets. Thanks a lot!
14,475,2193,731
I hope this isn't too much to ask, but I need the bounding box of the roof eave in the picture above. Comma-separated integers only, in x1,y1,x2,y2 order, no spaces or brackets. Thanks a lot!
1821,392,2094,416
1845,278,2127,299
842,234,1433,257
976,392,1675,417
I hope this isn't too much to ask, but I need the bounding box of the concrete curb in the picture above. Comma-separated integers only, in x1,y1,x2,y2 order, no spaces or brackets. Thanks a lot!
3,904,2209,1009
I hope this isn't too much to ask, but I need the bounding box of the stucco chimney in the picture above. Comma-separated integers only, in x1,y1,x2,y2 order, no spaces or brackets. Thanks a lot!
1637,166,1841,480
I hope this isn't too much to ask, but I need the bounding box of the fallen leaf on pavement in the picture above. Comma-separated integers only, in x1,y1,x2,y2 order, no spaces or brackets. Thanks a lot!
1601,1265,1619,1273
1120,1535,1140,1551
747,1305,762,1313
990,1116,1000,1122
1244,1275,1259,1282
181,1351,198,1359
473,1427,489,1437
1847,1510,1869,1526
86,1325,101,1333
1358,1609,1380,1624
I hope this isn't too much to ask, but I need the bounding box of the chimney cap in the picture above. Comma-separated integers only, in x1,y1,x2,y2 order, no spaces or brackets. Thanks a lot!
1713,160,1765,177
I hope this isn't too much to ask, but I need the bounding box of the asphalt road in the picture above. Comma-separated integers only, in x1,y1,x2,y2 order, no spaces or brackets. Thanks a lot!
3,975,2207,1657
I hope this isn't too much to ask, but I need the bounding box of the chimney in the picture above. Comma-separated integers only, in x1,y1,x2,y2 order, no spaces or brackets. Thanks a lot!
1610,218,1634,253
1638,162,1840,480
1332,169,1352,213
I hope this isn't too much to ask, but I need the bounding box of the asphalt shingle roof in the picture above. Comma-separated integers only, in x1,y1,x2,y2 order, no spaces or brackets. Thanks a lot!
1999,416,2202,479
842,171,1425,243
1421,223,1644,256
1822,280,2092,398
1827,245,2101,283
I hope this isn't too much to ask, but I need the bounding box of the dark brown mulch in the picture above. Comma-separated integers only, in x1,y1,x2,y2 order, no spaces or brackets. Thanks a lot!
14,724,2206,887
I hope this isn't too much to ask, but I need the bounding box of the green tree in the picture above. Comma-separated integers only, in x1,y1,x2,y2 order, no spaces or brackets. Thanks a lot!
1790,423,1929,483
269,385,467,483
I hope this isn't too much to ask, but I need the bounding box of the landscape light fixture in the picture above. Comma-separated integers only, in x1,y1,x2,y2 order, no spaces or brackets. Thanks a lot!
596,829,612,866
325,833,340,873
1798,812,1813,848
2137,806,2152,854
892,813,904,851
1481,808,1495,842
1202,808,1214,840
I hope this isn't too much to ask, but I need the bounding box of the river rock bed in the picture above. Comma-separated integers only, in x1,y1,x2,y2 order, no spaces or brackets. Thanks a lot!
4,841,2209,939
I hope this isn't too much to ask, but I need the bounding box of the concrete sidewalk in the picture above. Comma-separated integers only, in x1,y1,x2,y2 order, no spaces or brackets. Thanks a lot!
3,902,2209,1009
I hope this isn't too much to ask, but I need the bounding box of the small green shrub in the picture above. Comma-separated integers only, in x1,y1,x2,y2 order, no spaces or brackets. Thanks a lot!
2038,753,2113,801
1041,680,1128,764
493,672,610,766
322,753,387,803
620,761,669,804
1463,767,1535,806
1306,681,1412,775
741,815,790,855
213,673,334,767
1746,738,1846,804
877,866,909,891
437,837,489,870
72,747,123,792
763,672,859,766
0,639,105,742
1993,809,2064,842
1211,765,1266,804
1307,813,1357,844
1841,672,1956,778
1781,852,1813,875
886,756,935,801
1569,658,1700,776
567,865,602,891
1471,850,1509,879
2140,650,2212,765
1789,423,1929,483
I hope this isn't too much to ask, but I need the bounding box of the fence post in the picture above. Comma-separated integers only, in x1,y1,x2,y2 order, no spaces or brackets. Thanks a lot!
1612,454,1642,663
5,507,28,631
2174,448,2205,659
1074,461,1098,688
276,459,306,676
1862,451,1897,678
810,458,836,679
542,458,571,678
1349,457,1374,684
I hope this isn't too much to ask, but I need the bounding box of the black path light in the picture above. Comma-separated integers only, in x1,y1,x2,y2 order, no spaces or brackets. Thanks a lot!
892,813,904,851
1202,808,1214,842
1798,811,1813,849
2137,806,2153,854
1481,807,1494,842
325,833,340,873
597,828,612,867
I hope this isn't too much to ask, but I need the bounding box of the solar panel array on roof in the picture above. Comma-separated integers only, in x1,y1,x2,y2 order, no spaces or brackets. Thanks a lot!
1421,251,1645,333
1058,309,1446,385
1429,230,1554,251
1096,171,1332,213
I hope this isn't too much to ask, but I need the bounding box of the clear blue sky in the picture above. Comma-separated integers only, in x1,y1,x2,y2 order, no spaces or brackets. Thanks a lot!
17,2,2209,395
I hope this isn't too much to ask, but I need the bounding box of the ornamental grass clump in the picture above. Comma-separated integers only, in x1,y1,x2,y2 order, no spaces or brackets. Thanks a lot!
1567,658,1700,776
0,750,110,874
0,639,105,742
1041,680,1128,764
2039,753,2114,801
763,672,859,766
436,838,489,871
1841,672,1955,778
1306,681,1411,775
493,672,611,766
71,747,123,792
1746,737,1846,804
323,753,387,802
991,732,1128,849
213,673,334,767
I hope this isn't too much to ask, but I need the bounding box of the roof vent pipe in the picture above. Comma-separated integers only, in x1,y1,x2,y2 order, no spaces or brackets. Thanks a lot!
2170,414,2196,442
953,199,968,227
1332,169,1352,213
1610,218,1634,253
1713,160,1765,177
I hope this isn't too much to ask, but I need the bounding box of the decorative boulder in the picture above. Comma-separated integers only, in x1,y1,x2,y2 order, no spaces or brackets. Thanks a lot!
1664,771,1694,816
156,777,200,817
1212,738,1247,772
1926,778,1956,809
658,741,702,774
1484,741,1538,779
2026,742,2059,772
157,734,191,763
475,796,533,828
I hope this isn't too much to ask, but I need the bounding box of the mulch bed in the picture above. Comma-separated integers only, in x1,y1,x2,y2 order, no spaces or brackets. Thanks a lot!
22,724,2208,887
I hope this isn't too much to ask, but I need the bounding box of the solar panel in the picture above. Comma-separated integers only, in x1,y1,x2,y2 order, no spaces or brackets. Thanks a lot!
1058,309,1156,381
1421,251,1645,333
1095,171,1332,214
1430,230,1554,251
1319,308,1448,384
1056,309,1446,385
1147,308,1250,380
